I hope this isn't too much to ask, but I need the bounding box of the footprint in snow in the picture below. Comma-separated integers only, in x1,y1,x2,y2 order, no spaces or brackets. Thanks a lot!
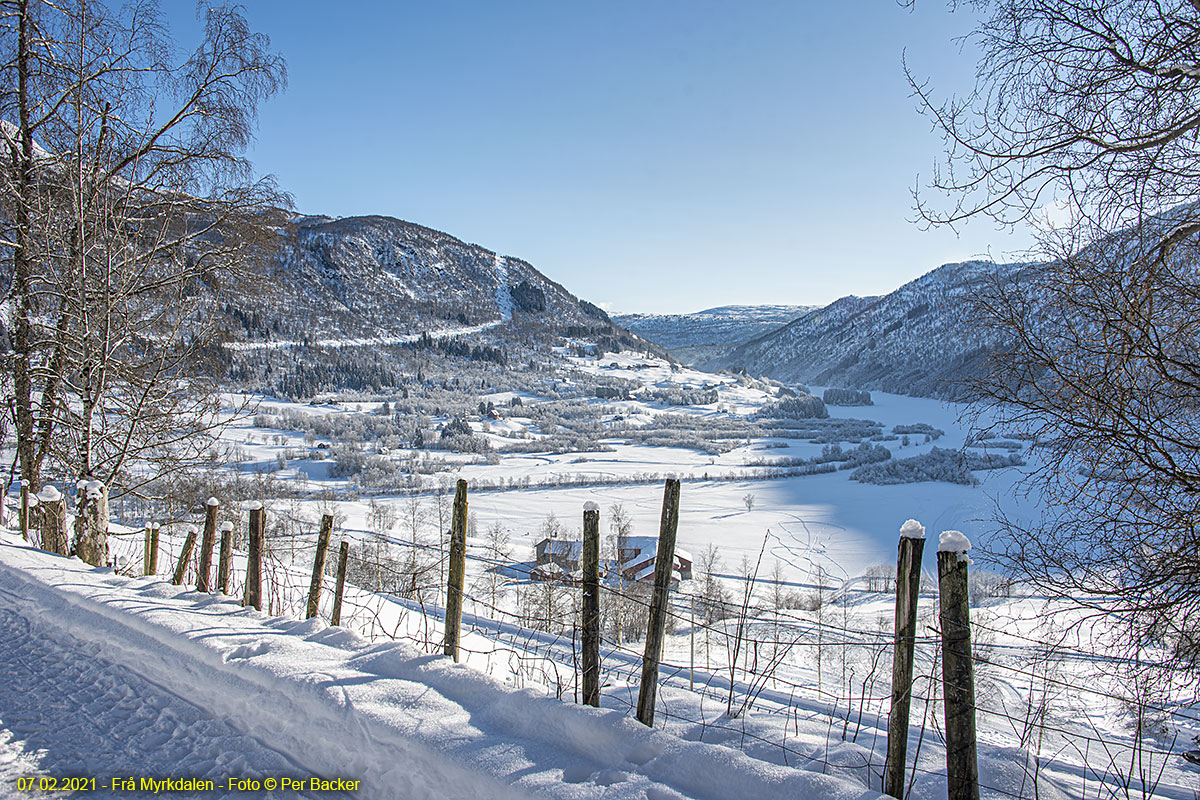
224,641,270,661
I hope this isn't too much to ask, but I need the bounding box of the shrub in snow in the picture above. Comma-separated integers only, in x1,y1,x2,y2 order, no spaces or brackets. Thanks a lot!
892,422,945,440
758,392,829,420
822,387,873,406
851,447,979,485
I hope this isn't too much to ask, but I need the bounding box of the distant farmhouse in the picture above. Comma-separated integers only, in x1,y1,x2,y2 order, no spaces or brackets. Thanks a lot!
532,535,692,586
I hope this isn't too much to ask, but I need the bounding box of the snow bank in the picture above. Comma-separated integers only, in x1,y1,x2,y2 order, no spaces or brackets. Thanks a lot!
0,535,879,800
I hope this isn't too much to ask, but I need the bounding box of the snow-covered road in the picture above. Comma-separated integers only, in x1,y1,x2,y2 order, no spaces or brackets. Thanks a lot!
0,535,876,800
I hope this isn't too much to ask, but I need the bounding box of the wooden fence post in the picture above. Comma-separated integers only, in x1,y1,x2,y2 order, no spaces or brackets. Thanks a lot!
636,478,681,727
217,521,234,594
885,519,926,798
938,531,980,800
443,479,468,662
306,514,334,619
172,527,198,586
38,487,68,556
582,501,601,707
149,522,160,575
196,498,219,592
244,504,264,610
332,540,349,626
143,524,153,575
18,481,29,541
75,481,108,567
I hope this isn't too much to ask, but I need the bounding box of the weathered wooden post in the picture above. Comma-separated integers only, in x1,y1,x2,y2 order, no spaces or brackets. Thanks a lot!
172,527,198,586
636,478,681,727
581,501,601,707
217,521,234,594
38,486,68,556
74,481,109,567
143,523,153,575
306,514,334,619
332,540,349,626
244,503,264,610
149,522,161,574
885,519,926,799
443,480,469,661
196,498,219,592
938,530,980,800
18,480,29,541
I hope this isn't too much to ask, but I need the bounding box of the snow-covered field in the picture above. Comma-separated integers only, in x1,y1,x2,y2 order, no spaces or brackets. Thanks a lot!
6,350,1197,799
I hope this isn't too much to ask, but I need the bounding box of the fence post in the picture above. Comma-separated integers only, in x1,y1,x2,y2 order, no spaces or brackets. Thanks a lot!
18,480,29,541
143,524,152,575
38,487,67,556
443,480,469,661
938,531,980,800
75,481,108,567
172,527,198,586
217,521,234,594
637,478,681,727
885,519,926,798
332,540,349,626
307,514,334,619
196,498,219,592
581,501,601,707
244,504,264,610
149,522,160,575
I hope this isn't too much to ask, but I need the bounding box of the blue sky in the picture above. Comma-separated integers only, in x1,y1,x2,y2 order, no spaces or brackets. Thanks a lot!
169,2,1034,314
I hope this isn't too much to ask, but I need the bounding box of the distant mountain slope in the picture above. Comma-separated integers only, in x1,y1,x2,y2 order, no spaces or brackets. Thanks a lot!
614,304,815,364
708,261,1019,398
210,213,664,397
226,214,621,344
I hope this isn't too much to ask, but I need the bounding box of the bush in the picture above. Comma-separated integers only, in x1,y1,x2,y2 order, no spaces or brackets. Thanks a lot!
822,387,873,406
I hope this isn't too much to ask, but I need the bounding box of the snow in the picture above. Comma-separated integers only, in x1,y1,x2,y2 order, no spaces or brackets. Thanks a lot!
938,529,971,553
36,486,60,503
219,521,235,532
583,501,600,512
938,530,972,563
207,496,220,507
899,518,926,539
494,253,513,322
0,534,874,800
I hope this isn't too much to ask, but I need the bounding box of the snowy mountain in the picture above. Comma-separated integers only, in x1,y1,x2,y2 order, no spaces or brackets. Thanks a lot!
225,214,628,344
708,261,1018,398
613,304,815,365
209,214,664,396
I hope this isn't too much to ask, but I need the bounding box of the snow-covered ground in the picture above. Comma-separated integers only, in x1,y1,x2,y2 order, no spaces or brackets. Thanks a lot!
10,349,1197,799
0,533,875,800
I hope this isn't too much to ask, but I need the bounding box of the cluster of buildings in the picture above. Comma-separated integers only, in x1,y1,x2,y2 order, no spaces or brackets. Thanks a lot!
530,535,693,587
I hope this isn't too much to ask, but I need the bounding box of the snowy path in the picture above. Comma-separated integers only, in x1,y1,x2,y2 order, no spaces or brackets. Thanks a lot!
0,536,874,800
223,319,504,352
0,600,309,798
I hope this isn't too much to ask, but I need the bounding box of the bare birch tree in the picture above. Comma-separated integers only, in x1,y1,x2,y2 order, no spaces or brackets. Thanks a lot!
0,0,286,506
913,0,1200,667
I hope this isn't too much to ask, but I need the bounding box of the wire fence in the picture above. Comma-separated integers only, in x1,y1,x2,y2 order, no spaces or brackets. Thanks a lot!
12,485,1199,800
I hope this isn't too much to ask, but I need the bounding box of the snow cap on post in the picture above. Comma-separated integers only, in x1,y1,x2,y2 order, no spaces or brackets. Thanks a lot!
219,521,234,532
206,497,219,507
938,530,972,563
246,501,263,511
583,501,600,512
899,519,926,539
37,486,61,503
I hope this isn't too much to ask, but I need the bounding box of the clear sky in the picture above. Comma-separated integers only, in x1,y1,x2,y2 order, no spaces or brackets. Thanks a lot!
168,2,1035,315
